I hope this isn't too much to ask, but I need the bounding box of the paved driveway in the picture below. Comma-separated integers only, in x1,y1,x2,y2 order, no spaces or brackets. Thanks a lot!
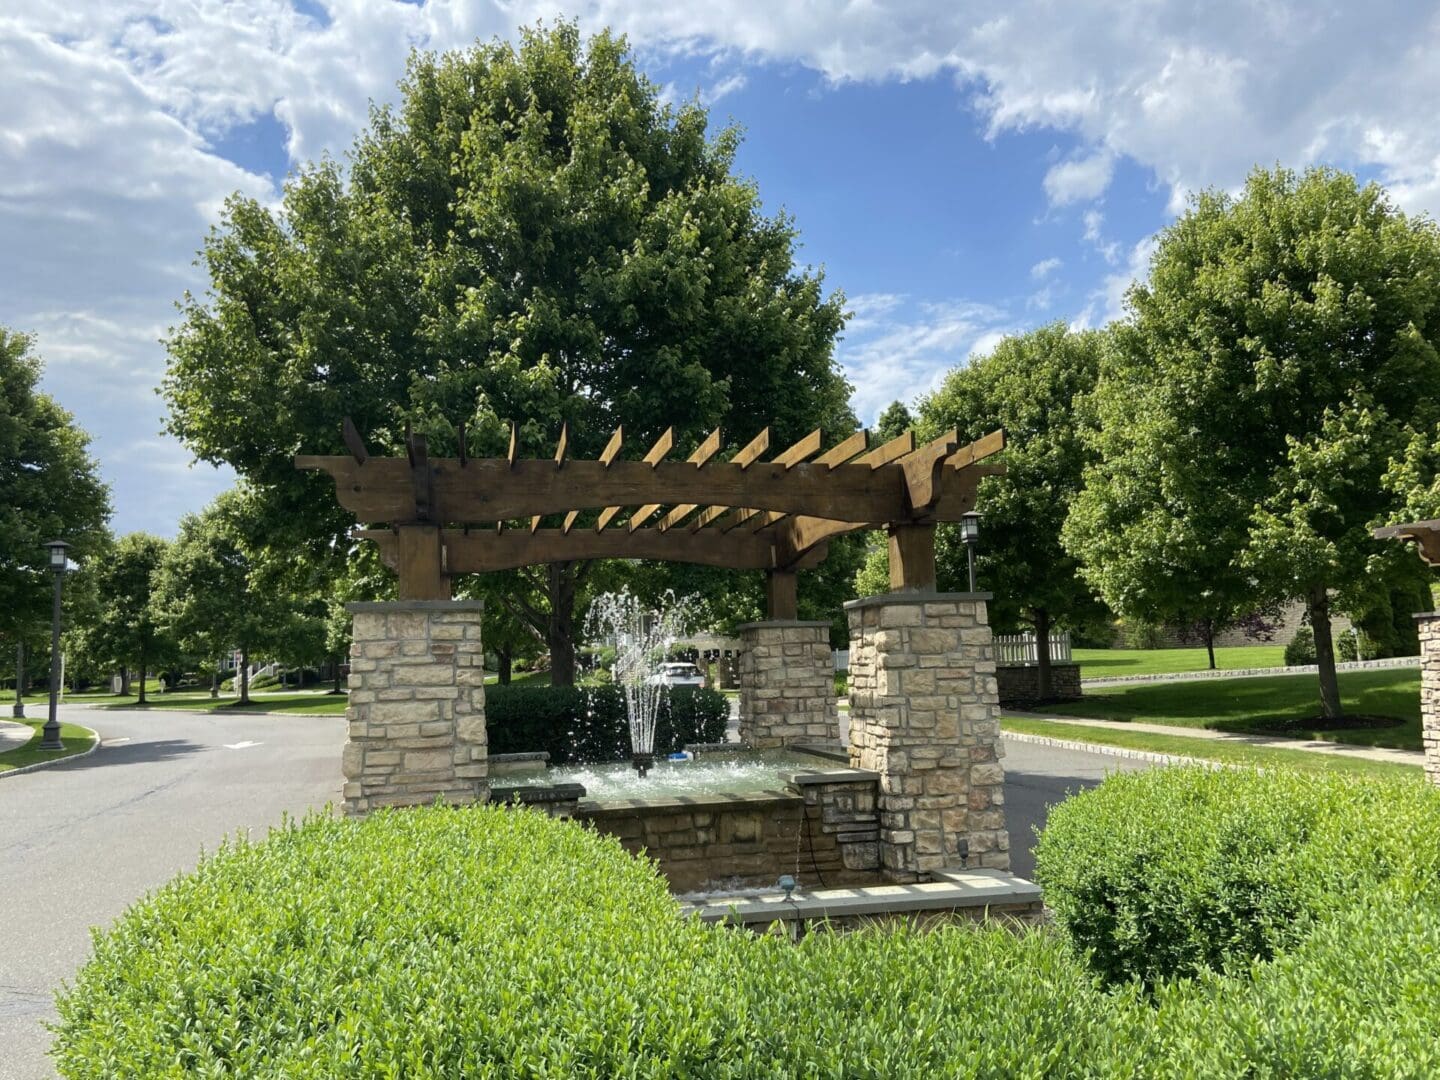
0,707,1149,1078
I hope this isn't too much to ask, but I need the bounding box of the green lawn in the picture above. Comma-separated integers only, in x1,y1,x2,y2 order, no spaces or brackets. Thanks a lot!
0,718,99,773
1073,645,1287,678
1002,715,1421,780
1045,668,1422,750
33,690,353,716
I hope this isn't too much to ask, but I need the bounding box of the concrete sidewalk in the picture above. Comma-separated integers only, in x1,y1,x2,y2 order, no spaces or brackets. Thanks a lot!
1008,710,1424,768
0,718,34,753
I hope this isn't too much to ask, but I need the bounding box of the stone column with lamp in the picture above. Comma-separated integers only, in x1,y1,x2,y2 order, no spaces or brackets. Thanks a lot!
844,515,1009,881
1372,521,1440,786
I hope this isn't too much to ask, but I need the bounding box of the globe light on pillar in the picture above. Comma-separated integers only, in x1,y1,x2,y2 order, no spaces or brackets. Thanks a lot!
39,540,70,751
959,512,982,593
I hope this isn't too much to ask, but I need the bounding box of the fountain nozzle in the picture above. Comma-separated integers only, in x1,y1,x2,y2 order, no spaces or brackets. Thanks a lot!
631,752,654,778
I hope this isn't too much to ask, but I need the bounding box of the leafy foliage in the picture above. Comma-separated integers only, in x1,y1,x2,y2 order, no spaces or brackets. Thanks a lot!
1066,166,1440,716
70,533,176,701
0,328,111,647
1035,767,1440,987
1283,626,1317,666
486,684,728,762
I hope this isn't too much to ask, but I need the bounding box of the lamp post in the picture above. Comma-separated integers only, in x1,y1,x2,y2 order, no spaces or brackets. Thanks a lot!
39,540,70,751
959,512,982,593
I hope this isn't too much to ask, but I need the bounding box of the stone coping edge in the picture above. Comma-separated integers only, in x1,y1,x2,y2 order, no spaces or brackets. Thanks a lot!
489,751,550,763
578,788,803,815
0,722,102,781
491,783,586,804
1415,611,1440,621
844,591,992,611
734,620,833,632
1082,654,1420,686
682,870,1041,923
783,767,879,786
346,600,486,613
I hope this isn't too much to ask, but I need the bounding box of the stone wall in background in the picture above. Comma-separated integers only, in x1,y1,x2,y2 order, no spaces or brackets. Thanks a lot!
1415,613,1440,785
737,621,838,748
845,592,1009,881
342,601,488,816
995,662,1082,705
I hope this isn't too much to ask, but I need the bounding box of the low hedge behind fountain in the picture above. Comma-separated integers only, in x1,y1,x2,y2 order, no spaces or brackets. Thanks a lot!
485,684,729,764
51,772,1440,1077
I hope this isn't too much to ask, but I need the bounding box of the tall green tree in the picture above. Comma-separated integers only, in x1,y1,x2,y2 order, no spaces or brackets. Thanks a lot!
858,324,1107,697
1067,167,1440,718
875,400,914,442
74,533,176,703
151,490,300,704
0,328,111,708
161,23,851,684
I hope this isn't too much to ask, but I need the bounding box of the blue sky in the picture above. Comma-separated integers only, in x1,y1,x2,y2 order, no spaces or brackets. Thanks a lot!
5,1,1440,537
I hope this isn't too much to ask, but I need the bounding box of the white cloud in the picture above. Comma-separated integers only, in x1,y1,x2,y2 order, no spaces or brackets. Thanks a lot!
837,297,1014,422
1082,209,1120,264
1030,257,1062,280
1043,150,1115,206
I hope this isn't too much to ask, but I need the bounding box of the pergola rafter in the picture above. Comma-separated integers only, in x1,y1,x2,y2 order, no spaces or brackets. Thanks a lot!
298,419,1005,614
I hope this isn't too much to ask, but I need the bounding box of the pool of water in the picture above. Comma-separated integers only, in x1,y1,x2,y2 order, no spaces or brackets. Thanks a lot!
500,748,842,799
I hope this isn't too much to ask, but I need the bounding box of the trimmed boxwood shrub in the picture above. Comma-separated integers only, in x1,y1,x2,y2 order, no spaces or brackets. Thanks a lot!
486,684,728,763
1034,767,1440,986
52,807,1136,1078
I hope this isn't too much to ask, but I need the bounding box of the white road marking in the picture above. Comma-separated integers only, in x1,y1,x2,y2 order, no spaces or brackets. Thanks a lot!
223,741,261,750
103,738,130,745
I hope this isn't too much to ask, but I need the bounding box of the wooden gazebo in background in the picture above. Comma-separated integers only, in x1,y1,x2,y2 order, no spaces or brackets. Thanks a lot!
297,420,1005,616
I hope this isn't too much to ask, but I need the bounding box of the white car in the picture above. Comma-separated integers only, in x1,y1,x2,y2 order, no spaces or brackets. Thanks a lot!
646,662,706,689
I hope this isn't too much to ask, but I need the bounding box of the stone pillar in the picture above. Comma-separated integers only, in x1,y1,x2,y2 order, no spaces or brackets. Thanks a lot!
737,620,838,748
845,592,1007,881
1415,613,1440,784
342,600,488,816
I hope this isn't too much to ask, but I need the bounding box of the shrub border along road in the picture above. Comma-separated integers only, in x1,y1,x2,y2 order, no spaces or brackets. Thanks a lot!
0,720,101,779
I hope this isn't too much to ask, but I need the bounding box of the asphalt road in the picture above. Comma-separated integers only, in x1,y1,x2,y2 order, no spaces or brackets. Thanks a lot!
0,707,1147,1079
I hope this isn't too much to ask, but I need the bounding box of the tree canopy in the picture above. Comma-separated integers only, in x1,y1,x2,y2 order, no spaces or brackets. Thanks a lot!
162,23,852,681
73,533,175,703
1066,166,1440,715
0,328,111,672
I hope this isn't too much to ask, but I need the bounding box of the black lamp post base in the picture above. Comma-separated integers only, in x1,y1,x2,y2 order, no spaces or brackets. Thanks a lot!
38,722,65,751
12,704,24,719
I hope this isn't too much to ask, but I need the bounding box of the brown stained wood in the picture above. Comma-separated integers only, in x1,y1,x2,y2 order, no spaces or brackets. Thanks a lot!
595,506,621,533
734,428,771,469
295,453,997,527
690,427,722,467
944,428,1007,471
530,515,541,535
688,504,730,532
507,423,518,468
359,527,826,573
407,429,434,523
562,510,579,535
765,570,798,620
772,429,823,469
888,523,937,591
857,430,915,469
629,504,661,532
600,426,623,467
458,422,468,466
342,417,369,464
898,428,959,511
554,422,569,468
644,428,675,466
396,526,449,600
815,430,869,469
1373,520,1440,566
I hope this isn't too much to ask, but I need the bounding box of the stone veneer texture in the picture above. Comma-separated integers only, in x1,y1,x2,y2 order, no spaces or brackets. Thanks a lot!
342,601,488,816
845,592,1009,879
1416,613,1440,784
737,621,839,748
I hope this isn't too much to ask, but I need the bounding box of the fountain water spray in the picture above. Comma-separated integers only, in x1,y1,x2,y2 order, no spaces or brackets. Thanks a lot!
585,588,694,777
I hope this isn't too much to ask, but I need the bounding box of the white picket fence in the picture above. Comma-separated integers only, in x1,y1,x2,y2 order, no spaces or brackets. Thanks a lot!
994,631,1072,666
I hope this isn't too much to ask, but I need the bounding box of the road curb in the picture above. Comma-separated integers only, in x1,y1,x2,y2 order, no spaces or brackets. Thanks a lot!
0,723,102,780
1003,730,1221,769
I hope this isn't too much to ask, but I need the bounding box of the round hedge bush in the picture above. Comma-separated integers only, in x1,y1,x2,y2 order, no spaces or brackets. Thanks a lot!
52,806,1128,1078
1034,767,1440,986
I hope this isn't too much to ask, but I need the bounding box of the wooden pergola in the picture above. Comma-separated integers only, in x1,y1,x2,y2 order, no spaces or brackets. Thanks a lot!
1373,520,1440,565
297,420,1004,617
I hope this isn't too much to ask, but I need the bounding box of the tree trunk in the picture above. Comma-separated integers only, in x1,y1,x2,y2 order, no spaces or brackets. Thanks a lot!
547,562,578,687
498,649,513,686
119,668,132,696
1033,607,1053,701
210,666,219,700
330,655,343,695
137,646,148,705
1308,586,1343,720
13,641,24,718
239,646,251,705
1205,620,1217,670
